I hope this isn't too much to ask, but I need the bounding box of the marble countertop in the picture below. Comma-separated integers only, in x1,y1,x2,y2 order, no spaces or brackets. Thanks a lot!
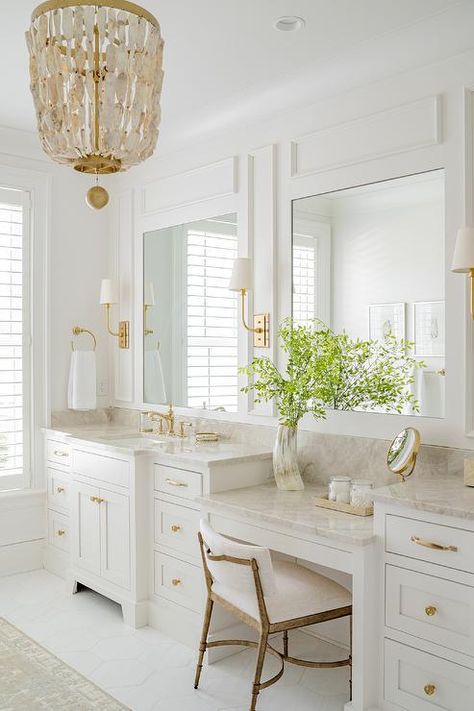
43,426,272,466
198,483,375,547
373,476,474,519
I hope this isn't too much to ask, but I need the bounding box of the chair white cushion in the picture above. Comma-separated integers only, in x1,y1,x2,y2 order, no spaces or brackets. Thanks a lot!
212,559,351,624
200,519,277,597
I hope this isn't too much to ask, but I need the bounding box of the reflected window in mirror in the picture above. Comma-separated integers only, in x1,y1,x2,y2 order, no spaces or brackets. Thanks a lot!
292,169,445,418
143,214,238,412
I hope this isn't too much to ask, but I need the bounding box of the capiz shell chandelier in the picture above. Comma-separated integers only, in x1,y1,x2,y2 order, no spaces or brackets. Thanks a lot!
26,1,164,209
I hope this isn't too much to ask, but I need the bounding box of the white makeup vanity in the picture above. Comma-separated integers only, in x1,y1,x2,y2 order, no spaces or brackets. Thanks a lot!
43,425,474,711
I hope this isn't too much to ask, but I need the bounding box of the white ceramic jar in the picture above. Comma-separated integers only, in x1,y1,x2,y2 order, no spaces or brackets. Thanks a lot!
328,476,351,503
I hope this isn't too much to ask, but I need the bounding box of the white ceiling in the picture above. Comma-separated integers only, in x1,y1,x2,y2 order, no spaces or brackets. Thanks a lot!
2,0,473,154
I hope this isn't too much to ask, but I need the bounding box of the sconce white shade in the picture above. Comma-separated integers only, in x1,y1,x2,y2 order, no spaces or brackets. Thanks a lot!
144,282,156,306
451,227,474,272
229,257,253,292
99,278,118,305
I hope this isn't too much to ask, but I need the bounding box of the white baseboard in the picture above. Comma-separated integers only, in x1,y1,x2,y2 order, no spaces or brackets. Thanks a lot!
43,545,69,579
0,539,44,576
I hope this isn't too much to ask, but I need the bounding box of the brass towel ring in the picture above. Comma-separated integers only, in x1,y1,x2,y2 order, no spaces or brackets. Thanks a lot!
71,326,97,351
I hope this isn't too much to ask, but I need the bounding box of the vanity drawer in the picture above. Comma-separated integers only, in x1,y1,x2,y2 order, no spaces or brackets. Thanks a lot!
386,565,474,656
385,514,474,574
384,638,474,711
47,469,70,513
153,551,205,613
154,499,200,558
47,440,72,469
73,449,130,488
48,510,70,553
154,464,202,501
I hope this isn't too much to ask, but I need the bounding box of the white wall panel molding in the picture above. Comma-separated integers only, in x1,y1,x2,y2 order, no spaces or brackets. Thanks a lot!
142,156,238,216
290,95,441,178
463,86,474,436
246,145,277,416
112,190,134,403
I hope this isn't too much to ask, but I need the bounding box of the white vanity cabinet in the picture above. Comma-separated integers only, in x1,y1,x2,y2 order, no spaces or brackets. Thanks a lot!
150,452,272,648
43,436,72,576
376,501,474,711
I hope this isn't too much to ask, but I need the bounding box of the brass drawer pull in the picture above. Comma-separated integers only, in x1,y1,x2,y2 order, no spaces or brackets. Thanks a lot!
424,684,436,696
53,450,69,457
425,606,437,617
165,478,188,488
90,496,105,504
410,535,458,552
56,486,65,494
170,524,181,533
171,578,181,587
97,497,105,504
57,529,66,537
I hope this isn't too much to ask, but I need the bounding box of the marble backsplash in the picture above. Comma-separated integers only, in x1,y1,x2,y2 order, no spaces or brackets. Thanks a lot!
51,407,472,488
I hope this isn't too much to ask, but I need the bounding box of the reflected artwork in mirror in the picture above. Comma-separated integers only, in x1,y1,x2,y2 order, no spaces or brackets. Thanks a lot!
143,214,238,411
292,169,445,418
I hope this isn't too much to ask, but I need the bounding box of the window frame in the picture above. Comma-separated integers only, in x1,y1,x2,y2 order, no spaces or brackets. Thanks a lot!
0,166,50,492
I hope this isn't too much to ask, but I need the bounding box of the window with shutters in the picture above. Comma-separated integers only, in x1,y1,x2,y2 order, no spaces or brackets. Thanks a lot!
293,237,317,327
0,187,30,491
186,219,238,412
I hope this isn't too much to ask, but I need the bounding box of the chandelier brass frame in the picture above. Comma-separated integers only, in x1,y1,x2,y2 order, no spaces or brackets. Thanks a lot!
26,0,164,205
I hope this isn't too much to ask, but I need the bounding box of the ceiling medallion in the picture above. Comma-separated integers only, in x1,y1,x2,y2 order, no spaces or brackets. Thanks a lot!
26,1,164,209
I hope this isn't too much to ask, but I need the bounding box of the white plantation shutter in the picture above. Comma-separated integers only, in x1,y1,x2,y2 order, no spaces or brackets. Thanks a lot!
293,237,317,327
186,223,238,411
0,187,30,491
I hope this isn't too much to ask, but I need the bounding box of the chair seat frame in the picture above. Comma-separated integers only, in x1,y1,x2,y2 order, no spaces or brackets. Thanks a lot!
194,531,352,711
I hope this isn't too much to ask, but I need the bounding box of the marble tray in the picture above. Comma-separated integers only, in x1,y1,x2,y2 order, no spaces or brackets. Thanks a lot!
314,495,374,517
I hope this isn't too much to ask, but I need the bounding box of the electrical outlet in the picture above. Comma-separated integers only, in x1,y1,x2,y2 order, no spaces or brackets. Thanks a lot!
97,380,109,397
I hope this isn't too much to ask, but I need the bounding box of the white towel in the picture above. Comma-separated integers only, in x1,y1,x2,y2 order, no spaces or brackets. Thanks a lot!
144,346,167,404
68,350,97,410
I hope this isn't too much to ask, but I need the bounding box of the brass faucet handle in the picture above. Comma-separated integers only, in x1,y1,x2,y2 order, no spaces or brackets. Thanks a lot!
179,420,193,438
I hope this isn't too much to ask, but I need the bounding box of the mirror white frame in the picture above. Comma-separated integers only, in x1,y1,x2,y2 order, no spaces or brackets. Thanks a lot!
113,91,473,449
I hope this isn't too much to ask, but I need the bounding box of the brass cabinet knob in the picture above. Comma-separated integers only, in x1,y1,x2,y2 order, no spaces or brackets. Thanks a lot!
90,496,98,503
56,486,65,494
171,578,181,587
57,529,66,537
170,524,181,533
424,684,436,696
425,605,437,617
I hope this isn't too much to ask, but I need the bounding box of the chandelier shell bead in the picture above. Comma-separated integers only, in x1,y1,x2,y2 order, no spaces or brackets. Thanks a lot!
26,1,164,178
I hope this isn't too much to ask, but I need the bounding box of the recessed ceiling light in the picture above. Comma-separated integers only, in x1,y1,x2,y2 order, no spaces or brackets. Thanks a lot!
274,16,305,32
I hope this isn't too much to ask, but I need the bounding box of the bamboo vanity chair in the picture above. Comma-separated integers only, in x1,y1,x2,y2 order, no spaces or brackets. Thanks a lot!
194,519,352,710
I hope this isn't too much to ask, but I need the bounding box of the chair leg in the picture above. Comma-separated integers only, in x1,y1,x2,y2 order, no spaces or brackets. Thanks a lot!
283,630,289,658
250,629,269,711
194,597,214,689
349,615,353,701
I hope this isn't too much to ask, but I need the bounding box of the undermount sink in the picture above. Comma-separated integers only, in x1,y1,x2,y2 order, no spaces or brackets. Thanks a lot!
95,434,195,453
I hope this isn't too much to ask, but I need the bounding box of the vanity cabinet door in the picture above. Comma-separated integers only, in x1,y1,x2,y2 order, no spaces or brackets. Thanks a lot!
72,481,101,576
99,489,131,590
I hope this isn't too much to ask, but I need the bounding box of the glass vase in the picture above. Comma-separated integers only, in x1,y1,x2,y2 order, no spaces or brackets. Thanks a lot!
272,424,304,491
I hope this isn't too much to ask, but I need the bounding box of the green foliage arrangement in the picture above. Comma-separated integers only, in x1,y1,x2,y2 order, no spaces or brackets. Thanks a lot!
240,319,424,429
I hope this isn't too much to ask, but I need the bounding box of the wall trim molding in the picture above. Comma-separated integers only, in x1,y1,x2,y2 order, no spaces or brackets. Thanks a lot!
290,95,441,178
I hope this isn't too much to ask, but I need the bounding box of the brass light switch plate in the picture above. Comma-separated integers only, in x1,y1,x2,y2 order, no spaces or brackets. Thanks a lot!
119,320,130,349
253,313,270,348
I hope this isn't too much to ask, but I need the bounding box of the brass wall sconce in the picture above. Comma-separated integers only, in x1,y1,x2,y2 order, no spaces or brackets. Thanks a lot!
229,257,270,348
144,282,155,336
100,279,130,349
452,227,474,318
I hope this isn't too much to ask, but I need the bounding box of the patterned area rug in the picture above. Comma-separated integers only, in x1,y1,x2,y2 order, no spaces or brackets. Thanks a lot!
0,617,129,710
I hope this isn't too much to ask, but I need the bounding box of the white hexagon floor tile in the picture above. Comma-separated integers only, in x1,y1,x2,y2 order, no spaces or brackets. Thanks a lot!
0,569,351,711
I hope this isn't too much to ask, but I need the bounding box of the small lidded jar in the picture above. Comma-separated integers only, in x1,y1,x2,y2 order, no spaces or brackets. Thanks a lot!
328,476,351,504
350,479,374,508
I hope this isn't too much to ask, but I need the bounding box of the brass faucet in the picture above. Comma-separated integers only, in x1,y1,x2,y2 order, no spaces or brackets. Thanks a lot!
147,404,176,436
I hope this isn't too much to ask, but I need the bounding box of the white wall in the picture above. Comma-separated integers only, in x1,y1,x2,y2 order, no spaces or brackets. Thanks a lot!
108,46,474,449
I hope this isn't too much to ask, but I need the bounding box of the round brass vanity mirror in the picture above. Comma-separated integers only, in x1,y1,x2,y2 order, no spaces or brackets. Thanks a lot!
387,428,421,482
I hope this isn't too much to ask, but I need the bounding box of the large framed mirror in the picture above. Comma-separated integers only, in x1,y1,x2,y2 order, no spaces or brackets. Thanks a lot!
292,169,445,418
143,213,238,412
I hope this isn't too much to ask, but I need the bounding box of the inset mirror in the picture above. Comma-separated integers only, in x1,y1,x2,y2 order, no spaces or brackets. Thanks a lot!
292,170,445,418
387,427,421,481
143,214,238,411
